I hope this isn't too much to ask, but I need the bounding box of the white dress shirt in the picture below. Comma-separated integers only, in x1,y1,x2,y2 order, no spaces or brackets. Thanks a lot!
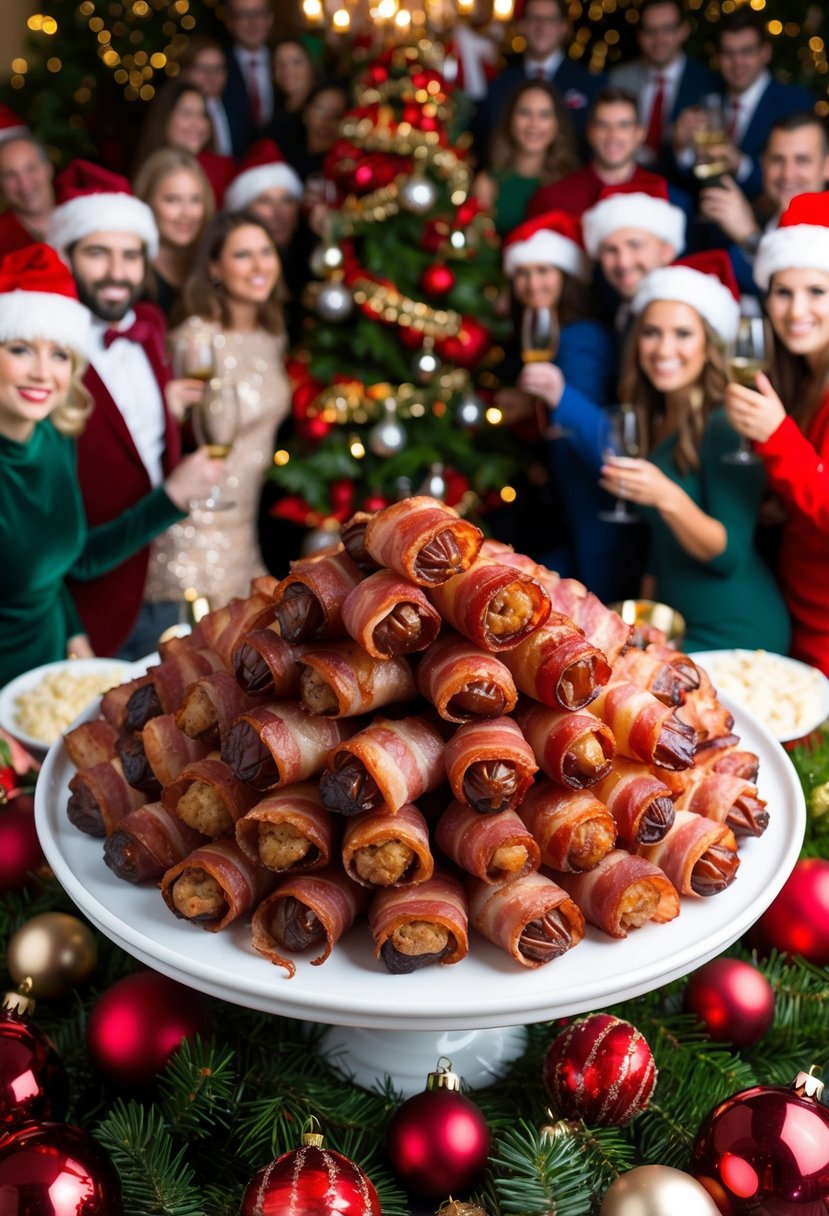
206,96,233,156
233,45,274,126
727,69,771,184
524,49,565,82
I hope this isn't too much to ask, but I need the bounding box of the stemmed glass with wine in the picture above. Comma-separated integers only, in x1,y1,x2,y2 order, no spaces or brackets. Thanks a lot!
190,379,241,512
172,329,217,383
723,313,768,465
521,306,567,438
598,404,643,524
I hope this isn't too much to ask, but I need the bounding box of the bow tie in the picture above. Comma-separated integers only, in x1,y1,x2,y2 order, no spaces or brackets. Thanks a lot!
103,319,153,349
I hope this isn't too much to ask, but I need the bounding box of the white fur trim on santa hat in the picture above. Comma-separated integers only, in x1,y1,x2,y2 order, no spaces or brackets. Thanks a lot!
753,224,829,292
46,193,159,261
224,163,304,213
630,264,741,343
503,229,590,282
0,290,91,360
582,192,686,259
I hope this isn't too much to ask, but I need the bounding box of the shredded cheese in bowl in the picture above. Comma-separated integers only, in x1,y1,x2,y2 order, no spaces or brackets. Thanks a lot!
13,665,127,746
696,649,829,741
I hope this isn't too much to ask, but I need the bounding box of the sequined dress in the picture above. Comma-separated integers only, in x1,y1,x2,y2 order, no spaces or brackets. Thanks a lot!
145,319,289,606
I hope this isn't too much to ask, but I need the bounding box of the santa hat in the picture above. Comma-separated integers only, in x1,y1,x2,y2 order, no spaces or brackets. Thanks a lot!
47,160,159,261
753,190,829,291
0,243,90,360
223,139,303,212
582,180,686,259
503,210,590,281
630,250,741,343
0,104,29,144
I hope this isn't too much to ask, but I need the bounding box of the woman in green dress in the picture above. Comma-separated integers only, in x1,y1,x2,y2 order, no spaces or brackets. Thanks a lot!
599,252,790,653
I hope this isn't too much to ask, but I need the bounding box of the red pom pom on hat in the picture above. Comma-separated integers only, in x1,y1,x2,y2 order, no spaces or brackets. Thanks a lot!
0,242,91,357
503,209,589,280
47,158,158,260
753,189,829,291
582,175,686,259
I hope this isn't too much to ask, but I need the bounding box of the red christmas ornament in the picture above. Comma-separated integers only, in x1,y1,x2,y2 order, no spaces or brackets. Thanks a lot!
0,1121,121,1213
684,958,775,1048
401,102,423,126
361,494,388,512
752,858,829,965
398,324,427,350
87,970,211,1090
386,1061,491,1199
544,1013,657,1126
435,317,491,370
301,415,332,443
241,1130,381,1215
693,1070,829,1215
0,794,46,890
0,985,68,1131
420,263,456,296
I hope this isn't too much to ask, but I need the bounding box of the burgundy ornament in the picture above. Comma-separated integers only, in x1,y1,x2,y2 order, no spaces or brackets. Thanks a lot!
0,794,46,890
684,958,774,1048
544,1013,657,1126
435,317,490,370
0,1121,121,1214
241,1133,381,1216
753,858,829,965
0,987,68,1131
420,263,456,297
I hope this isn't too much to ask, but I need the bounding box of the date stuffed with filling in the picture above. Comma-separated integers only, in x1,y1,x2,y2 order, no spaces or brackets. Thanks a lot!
435,800,540,884
341,802,433,888
160,837,276,932
369,871,469,973
554,849,680,938
674,665,734,747
500,614,611,710
547,576,634,666
297,642,417,718
123,648,224,732
115,732,162,799
517,781,616,872
64,720,120,770
271,547,363,643
363,496,482,587
103,802,206,884
637,810,740,896
319,715,446,817
591,759,675,849
222,703,359,792
591,682,696,771
672,770,768,837
196,580,277,665
613,645,700,707
444,717,538,814
175,671,266,747
427,558,551,653
163,754,260,836
230,625,306,698
341,570,442,660
514,701,615,789
416,631,518,724
340,511,382,571
100,673,154,731
251,866,370,977
235,781,336,874
468,871,585,969
67,758,147,837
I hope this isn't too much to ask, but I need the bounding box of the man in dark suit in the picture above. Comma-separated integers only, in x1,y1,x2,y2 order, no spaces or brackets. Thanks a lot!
220,0,275,157
0,135,54,258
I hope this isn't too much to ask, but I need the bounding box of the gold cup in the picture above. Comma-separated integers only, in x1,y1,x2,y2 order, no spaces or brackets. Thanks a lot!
608,599,687,647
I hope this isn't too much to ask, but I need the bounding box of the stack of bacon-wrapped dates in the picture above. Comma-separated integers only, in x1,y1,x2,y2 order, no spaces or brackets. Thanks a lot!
61,497,767,978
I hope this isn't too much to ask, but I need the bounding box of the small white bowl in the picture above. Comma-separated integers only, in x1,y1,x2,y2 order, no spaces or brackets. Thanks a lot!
0,658,137,754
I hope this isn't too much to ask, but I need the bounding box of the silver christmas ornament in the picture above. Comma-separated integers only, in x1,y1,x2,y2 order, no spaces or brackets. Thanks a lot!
315,281,354,322
411,342,442,384
394,476,413,500
418,461,447,500
368,398,407,457
301,523,341,557
310,240,346,279
455,390,484,428
399,172,439,215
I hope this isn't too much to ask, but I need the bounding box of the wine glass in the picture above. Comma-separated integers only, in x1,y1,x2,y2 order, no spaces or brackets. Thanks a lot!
693,93,729,185
598,404,642,524
723,314,767,466
521,306,567,439
171,330,217,383
190,379,240,512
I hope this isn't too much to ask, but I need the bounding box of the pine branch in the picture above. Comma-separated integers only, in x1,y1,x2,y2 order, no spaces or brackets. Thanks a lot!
94,1099,204,1216
157,1037,237,1140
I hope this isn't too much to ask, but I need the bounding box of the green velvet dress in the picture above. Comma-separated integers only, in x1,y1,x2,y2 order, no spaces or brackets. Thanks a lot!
0,419,184,688
641,408,791,654
492,171,541,236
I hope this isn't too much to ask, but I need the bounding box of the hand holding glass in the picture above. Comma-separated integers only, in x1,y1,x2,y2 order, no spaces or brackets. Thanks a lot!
693,94,729,183
723,315,767,465
172,331,216,382
599,405,642,524
190,380,240,511
521,306,567,438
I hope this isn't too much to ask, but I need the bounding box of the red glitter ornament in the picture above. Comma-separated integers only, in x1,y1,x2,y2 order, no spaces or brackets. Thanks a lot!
435,317,491,369
752,858,829,965
87,970,211,1090
0,984,68,1131
0,794,45,890
0,1121,121,1214
544,1013,657,1126
386,1060,491,1199
693,1070,829,1215
420,263,456,296
684,958,774,1048
241,1131,381,1216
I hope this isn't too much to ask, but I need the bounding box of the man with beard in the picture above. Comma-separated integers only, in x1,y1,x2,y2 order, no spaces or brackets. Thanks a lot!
47,160,212,658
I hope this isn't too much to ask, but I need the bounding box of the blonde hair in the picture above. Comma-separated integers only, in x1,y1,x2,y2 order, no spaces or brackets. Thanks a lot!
51,355,94,438
133,147,215,240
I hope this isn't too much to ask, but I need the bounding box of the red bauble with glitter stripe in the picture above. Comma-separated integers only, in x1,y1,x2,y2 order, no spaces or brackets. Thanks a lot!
240,1141,382,1216
544,1013,657,1126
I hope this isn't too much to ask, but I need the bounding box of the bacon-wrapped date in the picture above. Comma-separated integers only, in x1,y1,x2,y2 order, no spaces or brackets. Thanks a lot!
341,569,442,659
591,759,675,848
175,670,266,746
435,800,540,884
415,631,518,724
500,613,611,710
63,720,119,770
549,575,632,665
197,581,277,664
675,665,734,746
514,701,615,789
163,754,260,836
443,716,538,814
222,703,359,792
364,496,482,587
342,802,433,888
319,715,446,817
468,871,585,968
555,849,680,938
160,836,276,931
638,810,740,896
67,758,147,837
103,801,206,884
100,674,153,730
672,770,768,837
272,547,363,643
369,871,469,973
123,648,224,732
613,645,700,707
251,865,369,977
591,682,696,770
297,642,417,717
235,781,337,873
696,745,760,782
517,781,616,872
141,714,210,789
340,511,382,572
231,625,306,698
115,732,162,799
427,558,551,652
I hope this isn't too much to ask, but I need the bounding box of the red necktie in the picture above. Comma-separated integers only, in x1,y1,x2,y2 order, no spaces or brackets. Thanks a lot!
534,65,546,80
727,99,741,140
645,74,666,153
103,318,153,349
247,56,262,127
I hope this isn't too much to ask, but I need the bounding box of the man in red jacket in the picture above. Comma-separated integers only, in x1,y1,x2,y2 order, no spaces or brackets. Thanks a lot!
0,134,55,258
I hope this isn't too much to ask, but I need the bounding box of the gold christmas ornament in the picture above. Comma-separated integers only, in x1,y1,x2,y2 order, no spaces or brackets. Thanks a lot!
435,1201,489,1216
600,1165,721,1216
7,913,98,999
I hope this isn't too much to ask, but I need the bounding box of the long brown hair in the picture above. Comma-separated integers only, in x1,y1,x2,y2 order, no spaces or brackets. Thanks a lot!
133,79,214,176
488,81,579,185
178,210,284,335
767,277,829,435
618,308,728,474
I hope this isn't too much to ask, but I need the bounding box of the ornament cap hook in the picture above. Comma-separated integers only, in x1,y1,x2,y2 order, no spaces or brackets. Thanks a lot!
793,1068,824,1101
427,1057,461,1092
2,976,35,1017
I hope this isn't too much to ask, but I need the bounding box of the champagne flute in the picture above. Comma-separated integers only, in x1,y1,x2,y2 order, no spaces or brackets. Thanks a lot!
172,330,217,383
723,314,767,466
190,379,240,511
598,404,642,524
521,306,568,438
693,93,729,185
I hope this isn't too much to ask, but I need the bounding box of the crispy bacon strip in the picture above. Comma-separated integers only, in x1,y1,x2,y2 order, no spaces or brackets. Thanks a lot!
103,801,206,884
197,582,277,664
673,771,768,837
320,715,446,816
222,703,359,792
231,625,306,698
341,569,441,659
591,682,696,770
175,671,266,746
416,631,518,724
100,674,153,730
163,754,260,836
613,645,700,707
555,849,680,938
235,781,337,873
468,871,585,969
342,802,433,887
501,614,611,710
517,780,616,872
427,558,551,652
514,701,615,789
550,578,632,665
698,746,760,781
141,714,210,789
340,511,382,571
435,800,540,884
272,547,363,643
297,642,417,717
638,810,739,896
67,758,147,837
591,759,675,849
443,716,538,814
122,648,224,732
63,720,119,770
251,866,369,977
675,665,734,745
369,871,469,972
364,496,482,587
160,837,276,931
